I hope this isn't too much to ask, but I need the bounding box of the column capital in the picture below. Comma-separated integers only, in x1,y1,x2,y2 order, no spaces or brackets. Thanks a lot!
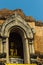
28,39,33,44
24,37,33,45
24,37,29,40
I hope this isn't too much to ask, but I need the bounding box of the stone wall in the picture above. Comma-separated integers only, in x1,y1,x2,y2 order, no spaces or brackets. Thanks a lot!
34,26,43,54
28,21,43,54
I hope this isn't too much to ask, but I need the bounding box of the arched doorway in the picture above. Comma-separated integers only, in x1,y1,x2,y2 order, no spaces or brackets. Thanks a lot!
1,14,33,63
9,28,24,63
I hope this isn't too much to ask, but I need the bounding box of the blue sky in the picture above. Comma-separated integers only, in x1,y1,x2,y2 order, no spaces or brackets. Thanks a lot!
0,0,43,22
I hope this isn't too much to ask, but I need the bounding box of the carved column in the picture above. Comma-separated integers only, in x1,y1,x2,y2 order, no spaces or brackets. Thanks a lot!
6,37,9,63
29,39,35,54
32,43,35,54
0,36,3,53
0,36,6,53
0,39,3,53
23,38,30,64
29,44,32,54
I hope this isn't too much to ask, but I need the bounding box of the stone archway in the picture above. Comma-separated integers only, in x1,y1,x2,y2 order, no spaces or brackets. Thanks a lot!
1,14,33,63
9,27,24,63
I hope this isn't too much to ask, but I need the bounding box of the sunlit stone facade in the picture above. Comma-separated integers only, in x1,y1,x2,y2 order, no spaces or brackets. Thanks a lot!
0,9,43,64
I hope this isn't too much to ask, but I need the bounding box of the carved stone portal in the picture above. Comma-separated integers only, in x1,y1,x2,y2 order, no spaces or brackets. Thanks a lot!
1,14,33,63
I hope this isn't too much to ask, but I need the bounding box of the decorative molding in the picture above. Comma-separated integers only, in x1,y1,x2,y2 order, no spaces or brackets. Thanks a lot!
1,14,33,39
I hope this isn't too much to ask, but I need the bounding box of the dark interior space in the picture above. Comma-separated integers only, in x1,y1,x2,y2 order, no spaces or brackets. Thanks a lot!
9,30,24,59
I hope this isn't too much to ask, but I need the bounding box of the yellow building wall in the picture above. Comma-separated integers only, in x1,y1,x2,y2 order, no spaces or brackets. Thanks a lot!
28,21,43,54
34,26,43,54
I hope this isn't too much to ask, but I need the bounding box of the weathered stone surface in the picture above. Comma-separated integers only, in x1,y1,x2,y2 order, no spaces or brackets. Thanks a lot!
0,9,25,19
0,8,43,54
35,20,43,26
25,16,35,22
0,9,43,26
34,35,43,54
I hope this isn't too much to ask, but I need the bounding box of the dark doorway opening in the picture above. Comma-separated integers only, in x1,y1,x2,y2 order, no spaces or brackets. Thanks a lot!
9,30,24,59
